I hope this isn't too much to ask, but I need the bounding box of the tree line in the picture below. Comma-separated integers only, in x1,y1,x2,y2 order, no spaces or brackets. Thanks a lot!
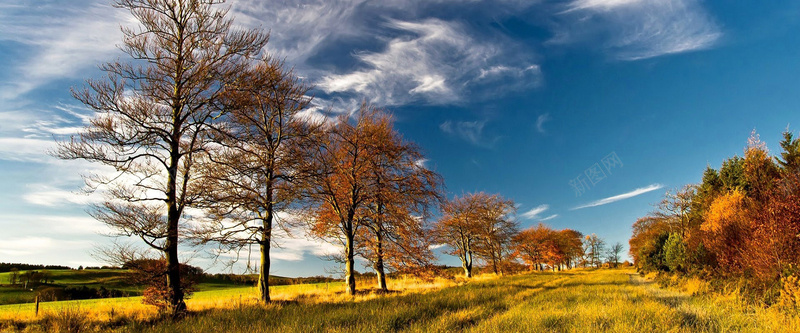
630,130,800,304
54,0,611,318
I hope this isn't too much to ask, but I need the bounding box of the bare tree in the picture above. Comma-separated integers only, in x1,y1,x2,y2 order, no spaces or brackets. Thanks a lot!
54,0,268,317
656,185,696,238
608,242,624,268
584,234,606,268
192,56,315,303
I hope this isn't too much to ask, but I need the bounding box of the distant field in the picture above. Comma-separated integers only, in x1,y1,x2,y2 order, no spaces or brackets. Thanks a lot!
3,269,799,332
0,281,342,322
0,268,326,306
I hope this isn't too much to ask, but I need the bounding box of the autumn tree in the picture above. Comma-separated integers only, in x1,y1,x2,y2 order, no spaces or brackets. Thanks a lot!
356,123,444,291
55,0,268,316
584,234,606,268
513,224,554,271
435,194,481,278
469,193,518,275
557,229,585,269
303,103,416,295
629,215,670,270
192,56,315,303
656,185,696,238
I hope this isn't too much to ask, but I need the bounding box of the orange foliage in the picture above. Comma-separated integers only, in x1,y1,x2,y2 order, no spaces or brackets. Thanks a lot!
700,190,750,275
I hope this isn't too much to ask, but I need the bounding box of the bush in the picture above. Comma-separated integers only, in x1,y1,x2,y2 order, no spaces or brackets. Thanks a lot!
777,275,800,312
664,233,687,273
123,259,203,310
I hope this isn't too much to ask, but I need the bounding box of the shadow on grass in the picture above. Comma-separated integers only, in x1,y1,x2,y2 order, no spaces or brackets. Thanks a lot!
120,280,530,333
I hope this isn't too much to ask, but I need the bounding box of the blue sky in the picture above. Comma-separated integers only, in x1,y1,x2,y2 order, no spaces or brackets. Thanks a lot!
1,0,800,277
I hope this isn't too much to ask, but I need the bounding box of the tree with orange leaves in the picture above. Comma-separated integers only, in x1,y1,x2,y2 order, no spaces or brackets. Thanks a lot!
302,103,441,294
470,193,518,275
513,223,555,271
302,103,380,295
355,111,444,292
435,194,481,278
436,192,517,276
192,56,316,304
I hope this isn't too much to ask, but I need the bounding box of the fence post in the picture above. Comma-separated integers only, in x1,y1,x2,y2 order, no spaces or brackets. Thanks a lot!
35,295,39,316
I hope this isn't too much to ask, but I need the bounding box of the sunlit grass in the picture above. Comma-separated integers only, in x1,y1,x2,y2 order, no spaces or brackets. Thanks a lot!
3,269,800,332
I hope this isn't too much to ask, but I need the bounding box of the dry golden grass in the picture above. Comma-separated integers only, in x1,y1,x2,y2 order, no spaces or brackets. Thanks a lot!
7,269,800,332
0,273,495,329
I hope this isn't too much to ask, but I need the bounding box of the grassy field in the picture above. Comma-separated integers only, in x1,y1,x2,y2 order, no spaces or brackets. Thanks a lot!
3,269,799,332
0,269,293,306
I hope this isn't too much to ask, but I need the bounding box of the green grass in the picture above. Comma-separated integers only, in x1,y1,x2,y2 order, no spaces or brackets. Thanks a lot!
0,269,304,306
0,281,343,317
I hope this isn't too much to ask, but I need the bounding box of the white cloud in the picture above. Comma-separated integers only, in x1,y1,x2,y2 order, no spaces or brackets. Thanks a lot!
3,215,109,235
557,0,721,60
440,120,500,147
22,184,102,207
568,0,643,11
318,18,540,105
0,138,56,162
0,2,132,100
572,183,664,210
536,113,551,134
521,204,550,219
229,0,367,64
428,243,446,250
0,236,90,257
540,214,559,221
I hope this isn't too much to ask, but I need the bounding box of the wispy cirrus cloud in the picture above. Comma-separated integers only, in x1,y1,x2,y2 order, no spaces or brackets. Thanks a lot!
521,204,550,220
540,214,559,221
572,183,664,210
0,1,132,100
229,1,542,107
318,18,540,106
536,113,551,134
555,0,721,60
440,120,500,147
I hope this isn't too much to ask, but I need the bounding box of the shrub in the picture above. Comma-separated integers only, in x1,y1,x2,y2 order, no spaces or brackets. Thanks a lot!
664,233,687,273
123,259,203,310
777,275,800,313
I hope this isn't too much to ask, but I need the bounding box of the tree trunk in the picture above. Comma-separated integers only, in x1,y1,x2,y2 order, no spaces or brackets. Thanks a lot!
345,233,356,295
165,126,185,318
462,250,473,278
259,238,271,303
374,233,387,292
166,197,185,318
164,234,185,318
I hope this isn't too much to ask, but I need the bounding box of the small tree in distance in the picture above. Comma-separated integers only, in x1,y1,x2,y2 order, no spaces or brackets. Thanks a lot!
608,242,624,268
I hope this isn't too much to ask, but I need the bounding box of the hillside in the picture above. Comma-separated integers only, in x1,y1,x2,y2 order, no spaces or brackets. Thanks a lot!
0,268,336,306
